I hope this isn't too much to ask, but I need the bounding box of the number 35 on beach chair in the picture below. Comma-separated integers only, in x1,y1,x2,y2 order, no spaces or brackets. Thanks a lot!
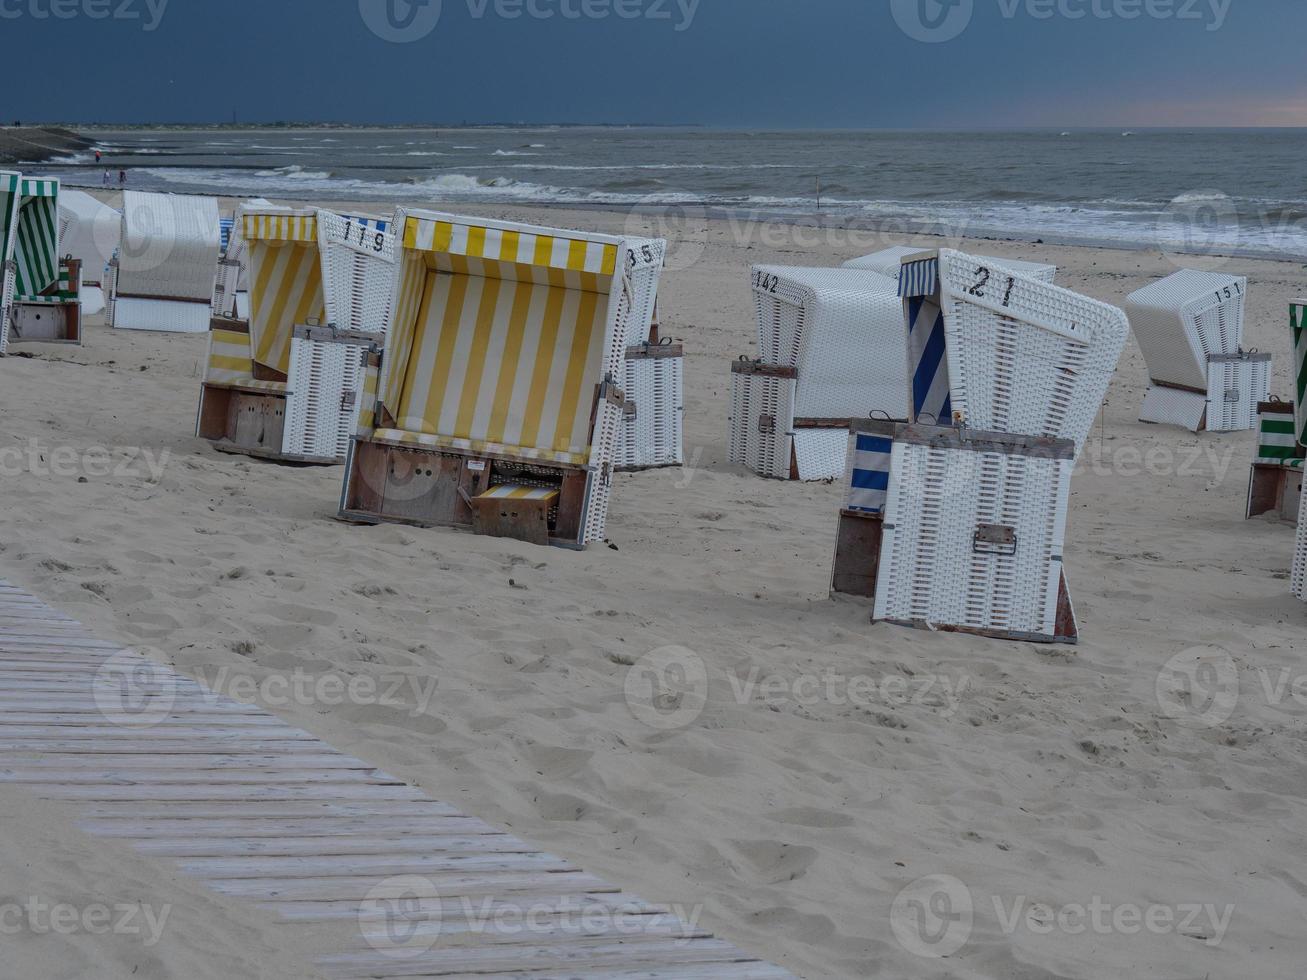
196,205,397,464
830,249,1130,643
337,210,666,549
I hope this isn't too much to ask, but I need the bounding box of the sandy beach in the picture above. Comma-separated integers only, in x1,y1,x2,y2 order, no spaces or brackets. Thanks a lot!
3,196,1307,979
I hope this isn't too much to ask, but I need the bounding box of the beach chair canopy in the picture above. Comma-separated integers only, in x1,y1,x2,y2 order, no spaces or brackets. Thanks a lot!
316,209,395,334
846,245,1057,284
0,171,20,279
1125,269,1247,392
58,189,120,285
12,176,60,300
241,206,326,377
900,248,1129,453
751,265,908,419
377,210,650,465
118,190,221,304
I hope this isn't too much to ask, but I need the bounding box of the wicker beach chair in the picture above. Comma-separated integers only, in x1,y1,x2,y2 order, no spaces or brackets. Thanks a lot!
845,245,1057,284
338,210,665,549
1126,270,1268,433
0,172,22,353
4,176,82,348
108,190,221,333
196,206,395,465
211,213,246,320
830,248,1130,643
729,266,908,481
615,302,683,471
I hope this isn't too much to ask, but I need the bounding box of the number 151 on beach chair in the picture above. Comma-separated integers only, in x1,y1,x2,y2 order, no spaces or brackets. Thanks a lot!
337,210,666,549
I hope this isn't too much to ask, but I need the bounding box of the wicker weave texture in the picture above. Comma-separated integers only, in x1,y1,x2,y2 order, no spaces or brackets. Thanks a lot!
1125,270,1247,391
846,246,1057,284
616,353,683,469
729,370,795,480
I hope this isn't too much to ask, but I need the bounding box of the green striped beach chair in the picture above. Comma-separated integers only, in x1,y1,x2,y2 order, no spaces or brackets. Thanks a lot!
6,176,81,347
1246,398,1305,521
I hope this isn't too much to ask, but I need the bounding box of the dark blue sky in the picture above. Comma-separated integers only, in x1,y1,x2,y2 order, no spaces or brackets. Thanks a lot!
6,0,1299,127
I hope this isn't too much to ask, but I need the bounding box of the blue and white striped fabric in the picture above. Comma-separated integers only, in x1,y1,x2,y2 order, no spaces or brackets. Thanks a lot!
899,256,938,300
845,431,894,514
219,217,234,253
898,256,951,424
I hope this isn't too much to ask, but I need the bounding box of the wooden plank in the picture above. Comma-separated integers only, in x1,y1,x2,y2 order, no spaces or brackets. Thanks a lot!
79,816,500,838
415,965,796,980
0,713,291,727
25,785,428,804
1,769,404,787
208,870,614,902
0,739,334,754
134,835,520,859
181,852,572,880
0,725,319,740
268,890,652,923
0,753,373,770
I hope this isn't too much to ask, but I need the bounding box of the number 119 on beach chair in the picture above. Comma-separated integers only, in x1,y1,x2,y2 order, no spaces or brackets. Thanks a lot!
337,210,666,549
196,206,397,464
830,249,1130,643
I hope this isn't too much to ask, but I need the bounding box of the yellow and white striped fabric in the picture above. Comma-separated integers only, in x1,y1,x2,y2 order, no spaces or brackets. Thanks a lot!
382,262,612,464
478,484,560,503
356,360,380,435
404,216,619,284
205,327,255,385
243,210,326,376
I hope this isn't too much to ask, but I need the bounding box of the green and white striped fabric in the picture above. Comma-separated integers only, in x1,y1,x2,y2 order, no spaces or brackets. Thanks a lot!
1292,300,1307,446
1257,403,1303,464
14,177,59,301
20,260,78,304
0,171,19,266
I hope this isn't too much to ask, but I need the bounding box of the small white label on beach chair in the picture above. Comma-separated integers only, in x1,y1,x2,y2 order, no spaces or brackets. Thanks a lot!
467,460,487,472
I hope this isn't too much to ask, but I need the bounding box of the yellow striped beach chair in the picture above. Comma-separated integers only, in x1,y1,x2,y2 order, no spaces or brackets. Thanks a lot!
338,209,666,548
196,206,396,464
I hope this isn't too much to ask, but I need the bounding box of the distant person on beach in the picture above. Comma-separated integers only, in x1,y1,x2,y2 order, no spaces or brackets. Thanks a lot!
118,169,127,186
102,169,110,187
95,150,102,164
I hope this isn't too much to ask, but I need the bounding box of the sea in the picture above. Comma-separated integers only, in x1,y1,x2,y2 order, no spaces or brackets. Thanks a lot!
31,127,1307,261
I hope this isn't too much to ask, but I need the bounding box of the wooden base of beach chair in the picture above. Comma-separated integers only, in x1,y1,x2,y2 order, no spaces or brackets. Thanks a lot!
198,384,336,466
339,439,591,549
10,299,81,345
1247,463,1304,522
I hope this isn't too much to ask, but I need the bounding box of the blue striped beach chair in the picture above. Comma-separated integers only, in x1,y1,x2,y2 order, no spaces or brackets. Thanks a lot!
830,249,1130,644
338,209,666,549
198,206,397,464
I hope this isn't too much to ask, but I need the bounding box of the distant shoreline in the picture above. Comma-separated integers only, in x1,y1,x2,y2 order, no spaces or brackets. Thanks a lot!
0,127,94,166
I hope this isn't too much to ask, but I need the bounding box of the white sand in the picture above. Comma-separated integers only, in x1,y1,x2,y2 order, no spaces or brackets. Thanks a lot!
2,199,1306,979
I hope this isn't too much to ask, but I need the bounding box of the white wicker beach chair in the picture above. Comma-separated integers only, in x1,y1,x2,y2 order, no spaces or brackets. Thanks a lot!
616,336,684,471
197,206,396,465
211,213,246,319
110,190,221,333
845,245,1057,284
730,266,908,481
830,249,1129,644
57,189,119,288
898,248,1129,456
338,210,665,549
1294,490,1307,602
1126,270,1268,432
5,176,82,348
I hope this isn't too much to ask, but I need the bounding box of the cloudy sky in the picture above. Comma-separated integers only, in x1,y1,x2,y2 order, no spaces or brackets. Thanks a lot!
7,0,1301,127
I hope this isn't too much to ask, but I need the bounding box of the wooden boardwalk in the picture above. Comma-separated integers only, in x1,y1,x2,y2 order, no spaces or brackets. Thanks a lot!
0,580,796,979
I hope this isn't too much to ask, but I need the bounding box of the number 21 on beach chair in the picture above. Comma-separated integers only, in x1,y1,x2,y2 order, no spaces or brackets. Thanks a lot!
830,249,1130,643
337,210,666,549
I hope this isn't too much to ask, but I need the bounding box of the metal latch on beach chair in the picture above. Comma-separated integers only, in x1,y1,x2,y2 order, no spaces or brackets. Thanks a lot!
1225,389,1242,404
341,390,357,411
974,523,1018,556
